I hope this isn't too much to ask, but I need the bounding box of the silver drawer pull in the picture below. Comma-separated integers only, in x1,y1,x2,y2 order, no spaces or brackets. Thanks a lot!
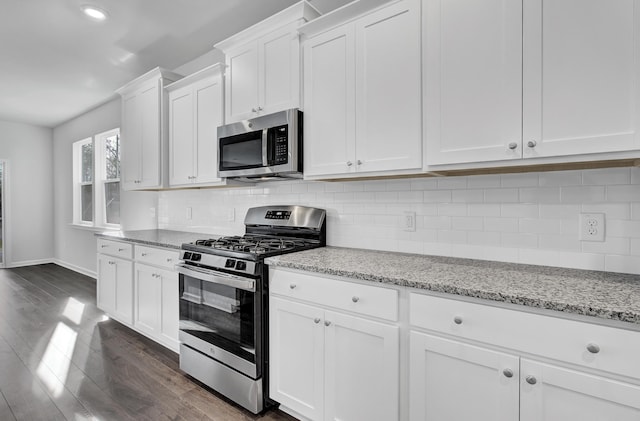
108,261,115,265
314,318,321,324
508,142,518,150
352,296,359,303
525,375,537,385
324,321,331,327
141,253,148,257
101,244,108,248
586,343,600,354
453,316,463,325
503,368,514,378
166,258,173,262
118,248,125,252
289,283,297,289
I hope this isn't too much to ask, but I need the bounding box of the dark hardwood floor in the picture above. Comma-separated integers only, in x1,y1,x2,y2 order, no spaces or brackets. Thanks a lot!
0,264,296,421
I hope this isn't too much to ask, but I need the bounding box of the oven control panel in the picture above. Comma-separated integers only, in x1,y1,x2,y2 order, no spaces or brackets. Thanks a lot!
265,210,291,220
179,251,255,275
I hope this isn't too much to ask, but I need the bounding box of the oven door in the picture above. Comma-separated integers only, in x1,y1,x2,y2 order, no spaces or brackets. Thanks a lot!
176,263,261,379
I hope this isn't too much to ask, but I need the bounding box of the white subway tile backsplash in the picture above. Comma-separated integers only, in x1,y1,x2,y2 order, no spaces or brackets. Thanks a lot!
501,173,539,187
538,170,582,186
608,185,640,202
582,168,630,185
159,166,640,274
468,203,501,217
519,187,561,204
452,189,484,203
561,186,606,203
451,216,484,231
501,204,539,218
484,188,519,203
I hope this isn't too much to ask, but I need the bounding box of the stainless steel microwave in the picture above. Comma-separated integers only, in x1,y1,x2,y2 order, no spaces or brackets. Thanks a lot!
217,109,302,181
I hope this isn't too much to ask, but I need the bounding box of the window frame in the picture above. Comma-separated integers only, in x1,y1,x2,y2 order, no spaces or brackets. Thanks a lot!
72,128,121,230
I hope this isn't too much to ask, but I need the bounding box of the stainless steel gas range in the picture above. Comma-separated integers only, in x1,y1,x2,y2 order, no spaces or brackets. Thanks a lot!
176,205,326,413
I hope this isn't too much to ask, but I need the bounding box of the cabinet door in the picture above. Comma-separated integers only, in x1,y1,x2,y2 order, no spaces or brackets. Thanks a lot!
259,24,300,115
269,297,325,421
225,43,259,123
355,0,423,173
409,332,519,421
113,258,133,325
134,263,161,336
194,76,223,184
121,93,142,189
324,310,399,421
303,25,356,177
138,82,161,188
169,86,195,186
159,269,179,351
97,254,116,314
523,0,640,158
520,359,640,420
425,0,523,165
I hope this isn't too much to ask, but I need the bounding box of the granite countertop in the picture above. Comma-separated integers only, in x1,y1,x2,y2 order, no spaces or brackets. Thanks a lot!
95,229,216,250
265,247,640,325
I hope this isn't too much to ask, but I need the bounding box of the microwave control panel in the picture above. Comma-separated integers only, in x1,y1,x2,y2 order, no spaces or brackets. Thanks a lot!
268,125,289,165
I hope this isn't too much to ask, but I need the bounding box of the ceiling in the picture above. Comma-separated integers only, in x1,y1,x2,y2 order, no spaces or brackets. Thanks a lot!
0,0,350,128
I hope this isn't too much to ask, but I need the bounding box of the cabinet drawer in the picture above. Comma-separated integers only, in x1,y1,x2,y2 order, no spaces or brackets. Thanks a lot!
97,239,133,259
135,245,179,270
410,293,640,379
270,269,398,321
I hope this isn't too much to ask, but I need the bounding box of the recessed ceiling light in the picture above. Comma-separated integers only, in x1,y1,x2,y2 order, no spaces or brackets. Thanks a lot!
81,5,108,21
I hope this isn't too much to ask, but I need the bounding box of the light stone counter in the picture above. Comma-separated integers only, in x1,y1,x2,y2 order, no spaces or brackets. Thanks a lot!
95,229,217,250
265,246,640,325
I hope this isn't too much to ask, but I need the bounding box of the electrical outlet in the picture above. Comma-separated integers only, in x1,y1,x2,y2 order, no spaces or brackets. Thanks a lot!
579,213,605,242
186,207,192,220
403,211,416,232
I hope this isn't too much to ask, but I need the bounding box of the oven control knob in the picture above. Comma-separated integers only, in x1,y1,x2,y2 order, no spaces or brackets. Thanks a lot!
225,259,236,268
236,261,247,271
191,253,201,262
183,252,192,260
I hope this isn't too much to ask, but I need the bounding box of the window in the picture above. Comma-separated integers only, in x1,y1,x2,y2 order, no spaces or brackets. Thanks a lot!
73,128,120,228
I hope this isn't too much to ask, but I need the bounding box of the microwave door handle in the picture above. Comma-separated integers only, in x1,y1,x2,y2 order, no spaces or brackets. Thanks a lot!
176,264,256,292
262,128,268,166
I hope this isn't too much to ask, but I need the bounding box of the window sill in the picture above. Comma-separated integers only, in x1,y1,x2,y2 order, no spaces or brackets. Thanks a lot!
69,223,121,233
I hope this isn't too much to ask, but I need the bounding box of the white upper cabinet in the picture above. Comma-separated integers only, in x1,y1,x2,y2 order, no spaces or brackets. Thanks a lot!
117,67,182,190
426,0,640,166
167,64,227,187
303,0,422,178
215,2,320,124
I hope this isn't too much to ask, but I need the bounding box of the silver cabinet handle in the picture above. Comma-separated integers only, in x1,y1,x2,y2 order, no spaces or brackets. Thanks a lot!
503,368,514,378
314,318,321,324
346,161,353,167
101,244,108,248
166,258,173,262
108,261,115,265
251,107,257,113
352,296,359,303
118,248,125,252
586,343,600,354
257,106,263,111
324,321,331,327
289,283,297,289
141,253,148,257
508,142,518,150
453,316,463,325
527,140,537,148
357,159,363,165
525,375,537,385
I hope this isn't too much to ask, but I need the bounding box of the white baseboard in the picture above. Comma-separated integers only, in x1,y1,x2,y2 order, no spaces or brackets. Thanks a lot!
52,259,97,279
6,258,54,268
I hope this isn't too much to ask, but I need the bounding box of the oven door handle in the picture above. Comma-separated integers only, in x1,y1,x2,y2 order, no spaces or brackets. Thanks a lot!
176,264,256,292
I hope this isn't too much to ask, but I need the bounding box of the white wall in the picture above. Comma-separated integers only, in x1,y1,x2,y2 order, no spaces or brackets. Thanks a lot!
52,98,158,277
158,167,640,275
0,120,54,266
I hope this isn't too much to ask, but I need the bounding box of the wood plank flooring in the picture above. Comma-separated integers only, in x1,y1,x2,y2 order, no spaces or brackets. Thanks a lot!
0,264,296,421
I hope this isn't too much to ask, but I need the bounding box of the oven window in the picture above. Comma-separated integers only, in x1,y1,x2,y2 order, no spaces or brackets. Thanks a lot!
179,274,256,362
220,131,263,170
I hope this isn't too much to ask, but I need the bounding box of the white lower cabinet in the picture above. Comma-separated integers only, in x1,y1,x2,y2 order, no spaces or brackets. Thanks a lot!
269,270,399,421
409,332,519,421
520,359,640,421
97,254,133,325
134,263,179,352
97,238,179,352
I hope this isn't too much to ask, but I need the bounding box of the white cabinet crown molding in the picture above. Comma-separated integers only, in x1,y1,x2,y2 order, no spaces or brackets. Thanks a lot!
116,67,183,96
214,1,321,52
165,63,225,93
